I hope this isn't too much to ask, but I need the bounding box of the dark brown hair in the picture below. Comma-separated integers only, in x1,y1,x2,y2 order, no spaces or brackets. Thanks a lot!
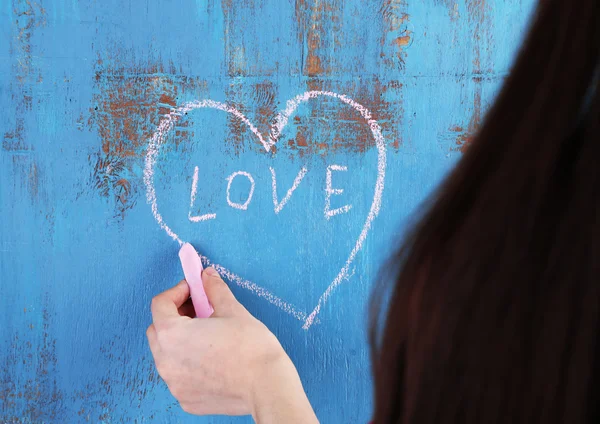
369,0,600,422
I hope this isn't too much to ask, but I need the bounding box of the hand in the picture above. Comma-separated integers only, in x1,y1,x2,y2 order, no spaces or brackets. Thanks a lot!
146,267,319,423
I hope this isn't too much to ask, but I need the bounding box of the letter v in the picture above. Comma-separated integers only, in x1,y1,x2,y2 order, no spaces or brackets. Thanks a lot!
270,166,308,214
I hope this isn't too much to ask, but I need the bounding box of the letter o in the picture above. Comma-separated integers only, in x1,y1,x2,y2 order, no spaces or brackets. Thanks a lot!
226,171,255,210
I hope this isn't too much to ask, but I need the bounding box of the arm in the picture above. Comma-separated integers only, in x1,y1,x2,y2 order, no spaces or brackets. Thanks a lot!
250,355,318,424
146,268,319,423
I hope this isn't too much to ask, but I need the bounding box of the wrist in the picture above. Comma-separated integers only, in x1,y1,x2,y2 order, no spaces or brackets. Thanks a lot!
248,356,318,423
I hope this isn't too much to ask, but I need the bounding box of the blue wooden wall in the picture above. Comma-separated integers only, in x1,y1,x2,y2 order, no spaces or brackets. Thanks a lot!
1,0,534,422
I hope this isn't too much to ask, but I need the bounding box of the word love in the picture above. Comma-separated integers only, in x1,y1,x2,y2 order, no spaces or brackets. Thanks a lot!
188,164,353,222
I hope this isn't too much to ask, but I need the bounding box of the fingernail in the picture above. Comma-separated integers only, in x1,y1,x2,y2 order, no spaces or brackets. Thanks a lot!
205,267,219,277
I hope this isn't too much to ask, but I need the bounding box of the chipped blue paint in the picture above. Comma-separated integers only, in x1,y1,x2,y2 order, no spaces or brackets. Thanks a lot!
1,0,535,422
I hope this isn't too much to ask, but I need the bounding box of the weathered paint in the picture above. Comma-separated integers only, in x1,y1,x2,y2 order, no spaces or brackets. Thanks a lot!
1,0,534,422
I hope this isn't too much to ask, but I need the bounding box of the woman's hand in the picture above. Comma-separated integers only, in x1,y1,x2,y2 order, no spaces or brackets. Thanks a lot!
146,267,318,423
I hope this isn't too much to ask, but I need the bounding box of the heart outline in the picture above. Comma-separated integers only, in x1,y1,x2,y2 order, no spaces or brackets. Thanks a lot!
144,91,386,330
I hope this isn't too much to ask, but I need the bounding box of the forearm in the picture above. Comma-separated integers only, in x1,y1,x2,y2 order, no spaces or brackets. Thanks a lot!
250,359,319,424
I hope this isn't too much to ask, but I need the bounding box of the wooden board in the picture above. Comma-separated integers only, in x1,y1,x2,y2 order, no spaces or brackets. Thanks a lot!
0,0,534,422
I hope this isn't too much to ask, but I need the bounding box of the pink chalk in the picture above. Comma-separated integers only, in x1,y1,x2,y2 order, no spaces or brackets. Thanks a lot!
178,243,214,318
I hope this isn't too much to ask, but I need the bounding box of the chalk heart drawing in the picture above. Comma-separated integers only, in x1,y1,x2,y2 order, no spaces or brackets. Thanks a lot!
144,91,386,330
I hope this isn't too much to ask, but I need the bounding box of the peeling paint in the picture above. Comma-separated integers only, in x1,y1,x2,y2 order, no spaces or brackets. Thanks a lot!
222,80,279,155
27,161,39,200
3,1,46,153
2,120,29,153
452,85,482,152
393,34,412,47
12,1,47,85
380,0,411,70
282,77,401,156
0,300,64,423
447,0,492,152
295,0,344,77
88,58,208,218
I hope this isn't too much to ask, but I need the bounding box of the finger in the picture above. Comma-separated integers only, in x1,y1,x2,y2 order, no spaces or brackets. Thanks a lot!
178,298,196,318
202,267,240,317
146,324,160,357
151,280,190,322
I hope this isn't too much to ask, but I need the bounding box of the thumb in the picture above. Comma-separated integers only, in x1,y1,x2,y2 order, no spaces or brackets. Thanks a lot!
202,267,242,317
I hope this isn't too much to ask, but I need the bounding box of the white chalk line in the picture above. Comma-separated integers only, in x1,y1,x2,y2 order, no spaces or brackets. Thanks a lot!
270,166,308,214
143,92,387,330
324,164,353,221
225,171,255,211
203,259,308,322
325,204,353,219
189,165,217,222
